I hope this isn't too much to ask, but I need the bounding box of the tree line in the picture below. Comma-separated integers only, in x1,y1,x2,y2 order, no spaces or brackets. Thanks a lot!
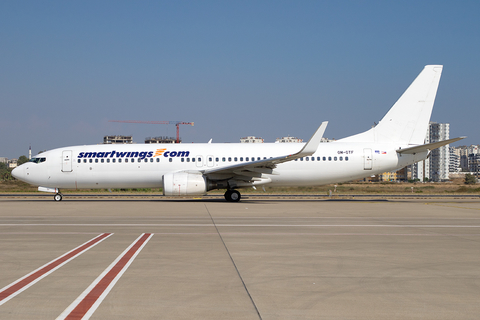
0,156,28,181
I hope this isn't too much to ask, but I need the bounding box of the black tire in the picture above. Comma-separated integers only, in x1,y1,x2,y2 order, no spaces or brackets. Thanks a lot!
224,190,241,202
54,193,63,201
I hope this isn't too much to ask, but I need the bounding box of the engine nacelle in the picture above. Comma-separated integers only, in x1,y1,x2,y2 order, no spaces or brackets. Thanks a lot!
162,171,208,196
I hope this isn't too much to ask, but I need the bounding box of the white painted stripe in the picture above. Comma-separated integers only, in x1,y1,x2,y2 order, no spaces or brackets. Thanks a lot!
56,233,153,320
0,233,112,306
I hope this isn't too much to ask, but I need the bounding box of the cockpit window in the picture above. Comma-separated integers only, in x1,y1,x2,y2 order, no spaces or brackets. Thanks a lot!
29,157,46,164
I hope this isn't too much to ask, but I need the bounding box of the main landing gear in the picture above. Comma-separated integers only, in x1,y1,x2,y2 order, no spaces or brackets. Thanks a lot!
54,193,63,201
224,189,241,202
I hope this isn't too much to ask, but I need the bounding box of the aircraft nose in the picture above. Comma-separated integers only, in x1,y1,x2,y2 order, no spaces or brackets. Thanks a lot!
11,166,24,180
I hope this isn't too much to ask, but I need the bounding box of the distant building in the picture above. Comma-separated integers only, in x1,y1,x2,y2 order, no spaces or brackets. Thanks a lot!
447,144,480,173
0,157,7,164
145,136,177,144
8,159,18,169
449,147,461,173
373,171,397,182
468,154,480,177
374,167,408,182
396,167,409,181
411,122,450,181
240,136,264,143
275,136,303,143
429,122,450,181
103,135,133,144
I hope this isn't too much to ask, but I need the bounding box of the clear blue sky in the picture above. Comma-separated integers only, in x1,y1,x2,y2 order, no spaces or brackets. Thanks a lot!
1,1,479,158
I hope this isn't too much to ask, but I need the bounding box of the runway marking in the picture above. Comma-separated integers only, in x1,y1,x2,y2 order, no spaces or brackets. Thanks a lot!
0,233,112,306
1,223,480,227
57,233,153,320
425,202,480,211
151,232,480,236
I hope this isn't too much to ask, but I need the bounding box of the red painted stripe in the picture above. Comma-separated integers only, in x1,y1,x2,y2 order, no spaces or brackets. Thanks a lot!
0,233,112,303
64,233,152,320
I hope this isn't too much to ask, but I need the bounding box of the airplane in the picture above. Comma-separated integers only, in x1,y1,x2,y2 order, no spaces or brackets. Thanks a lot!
12,65,465,202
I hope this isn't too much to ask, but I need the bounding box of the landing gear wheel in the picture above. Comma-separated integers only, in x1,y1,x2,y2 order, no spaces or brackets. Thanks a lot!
224,190,241,202
54,193,63,202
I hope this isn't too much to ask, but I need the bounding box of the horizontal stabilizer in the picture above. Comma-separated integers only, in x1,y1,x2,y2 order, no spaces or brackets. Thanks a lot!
396,136,466,154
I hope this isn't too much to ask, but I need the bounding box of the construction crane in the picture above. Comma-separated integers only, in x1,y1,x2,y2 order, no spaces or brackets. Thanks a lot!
108,120,194,143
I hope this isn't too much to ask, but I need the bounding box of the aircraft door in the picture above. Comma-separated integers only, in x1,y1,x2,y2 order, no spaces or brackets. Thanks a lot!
62,150,73,172
207,155,214,167
196,155,203,167
363,148,373,170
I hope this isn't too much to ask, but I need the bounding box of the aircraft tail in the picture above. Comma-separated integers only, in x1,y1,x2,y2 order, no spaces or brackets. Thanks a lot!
340,65,443,145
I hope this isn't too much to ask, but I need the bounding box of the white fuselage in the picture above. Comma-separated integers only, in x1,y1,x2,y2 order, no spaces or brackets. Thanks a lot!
13,141,425,190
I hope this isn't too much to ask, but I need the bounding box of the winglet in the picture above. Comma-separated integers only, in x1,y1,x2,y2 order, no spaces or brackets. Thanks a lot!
298,121,328,155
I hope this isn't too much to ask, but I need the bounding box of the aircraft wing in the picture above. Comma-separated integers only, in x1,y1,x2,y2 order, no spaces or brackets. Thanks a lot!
396,136,466,154
202,122,328,179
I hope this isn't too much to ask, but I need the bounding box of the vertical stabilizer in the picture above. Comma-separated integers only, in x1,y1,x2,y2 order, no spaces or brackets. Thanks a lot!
340,65,443,145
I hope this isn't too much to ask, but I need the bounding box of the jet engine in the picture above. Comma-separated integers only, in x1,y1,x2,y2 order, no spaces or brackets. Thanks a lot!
162,171,208,196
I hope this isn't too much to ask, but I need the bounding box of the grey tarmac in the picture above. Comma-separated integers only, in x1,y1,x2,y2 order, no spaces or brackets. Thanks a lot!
0,197,479,319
